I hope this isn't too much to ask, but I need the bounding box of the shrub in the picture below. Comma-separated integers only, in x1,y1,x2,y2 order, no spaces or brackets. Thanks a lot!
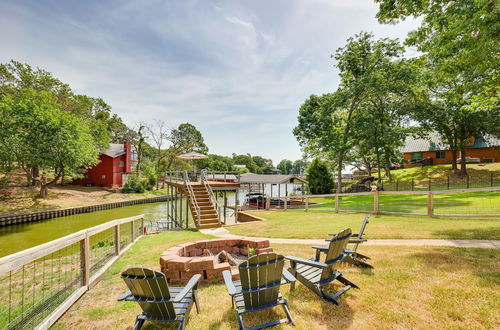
122,176,144,193
306,158,334,194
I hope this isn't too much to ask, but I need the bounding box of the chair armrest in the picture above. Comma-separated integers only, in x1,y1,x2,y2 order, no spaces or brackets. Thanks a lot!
349,238,367,243
328,233,339,237
222,270,242,296
173,274,202,302
286,256,328,268
351,233,359,237
281,269,296,284
117,290,134,301
312,245,328,251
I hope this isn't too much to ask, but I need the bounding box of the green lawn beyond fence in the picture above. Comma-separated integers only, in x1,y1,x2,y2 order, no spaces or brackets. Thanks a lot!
309,190,500,215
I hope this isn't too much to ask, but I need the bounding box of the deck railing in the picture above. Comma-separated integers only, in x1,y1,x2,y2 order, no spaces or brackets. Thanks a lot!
0,215,144,330
184,171,201,226
165,170,240,184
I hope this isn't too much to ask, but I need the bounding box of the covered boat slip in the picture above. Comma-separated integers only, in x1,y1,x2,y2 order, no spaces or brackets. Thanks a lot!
239,173,308,210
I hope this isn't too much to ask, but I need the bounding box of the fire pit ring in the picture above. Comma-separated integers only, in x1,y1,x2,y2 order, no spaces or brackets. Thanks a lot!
160,238,273,284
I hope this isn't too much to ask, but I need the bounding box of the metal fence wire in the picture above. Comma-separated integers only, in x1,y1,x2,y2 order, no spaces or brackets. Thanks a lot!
0,215,144,330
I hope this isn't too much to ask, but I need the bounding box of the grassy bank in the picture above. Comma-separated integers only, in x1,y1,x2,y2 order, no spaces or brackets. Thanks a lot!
389,163,500,181
227,211,500,240
0,185,169,214
55,231,500,329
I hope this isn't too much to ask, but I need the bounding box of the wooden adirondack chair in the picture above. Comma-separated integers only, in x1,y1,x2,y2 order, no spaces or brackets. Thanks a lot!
287,228,359,305
118,267,201,330
326,216,372,268
222,252,296,330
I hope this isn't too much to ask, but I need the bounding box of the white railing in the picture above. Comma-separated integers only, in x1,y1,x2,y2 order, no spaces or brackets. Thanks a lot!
201,169,224,224
0,215,144,330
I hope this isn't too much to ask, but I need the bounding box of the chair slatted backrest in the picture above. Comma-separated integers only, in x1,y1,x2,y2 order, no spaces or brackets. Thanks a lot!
321,228,352,281
358,216,369,239
239,253,284,309
121,267,177,320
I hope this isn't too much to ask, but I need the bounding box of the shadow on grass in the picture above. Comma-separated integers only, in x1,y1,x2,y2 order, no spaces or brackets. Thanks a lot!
432,227,500,240
408,248,500,286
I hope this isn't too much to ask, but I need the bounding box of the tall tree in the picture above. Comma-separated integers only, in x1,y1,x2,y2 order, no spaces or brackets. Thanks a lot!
165,123,208,171
0,89,98,197
146,121,169,190
375,0,500,175
277,159,293,175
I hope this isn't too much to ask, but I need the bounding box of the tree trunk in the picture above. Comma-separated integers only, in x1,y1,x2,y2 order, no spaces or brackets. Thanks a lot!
336,153,343,193
459,145,467,177
384,149,392,182
39,170,62,198
375,149,381,183
31,165,39,186
451,149,458,172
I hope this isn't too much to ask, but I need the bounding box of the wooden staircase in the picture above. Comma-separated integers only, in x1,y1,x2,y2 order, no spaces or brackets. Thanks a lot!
188,183,220,229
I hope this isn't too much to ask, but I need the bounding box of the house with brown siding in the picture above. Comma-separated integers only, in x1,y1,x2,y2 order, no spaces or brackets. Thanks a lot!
400,132,500,167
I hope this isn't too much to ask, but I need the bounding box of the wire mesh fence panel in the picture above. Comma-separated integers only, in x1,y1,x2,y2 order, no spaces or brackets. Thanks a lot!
378,194,428,214
133,218,143,240
308,197,336,210
119,223,131,249
380,174,499,191
89,227,116,278
338,194,373,212
433,191,500,215
0,242,81,330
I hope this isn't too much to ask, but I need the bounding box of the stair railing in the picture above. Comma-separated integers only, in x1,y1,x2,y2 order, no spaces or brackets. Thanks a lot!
184,171,201,226
201,169,223,225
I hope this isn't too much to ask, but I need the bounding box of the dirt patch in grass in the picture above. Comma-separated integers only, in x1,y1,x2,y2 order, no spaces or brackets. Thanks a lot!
56,231,500,329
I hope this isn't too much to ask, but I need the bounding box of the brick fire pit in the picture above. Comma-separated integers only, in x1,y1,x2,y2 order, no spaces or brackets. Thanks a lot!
160,238,273,284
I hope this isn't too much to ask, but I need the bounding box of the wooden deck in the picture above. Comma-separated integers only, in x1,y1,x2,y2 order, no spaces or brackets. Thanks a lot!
166,180,240,191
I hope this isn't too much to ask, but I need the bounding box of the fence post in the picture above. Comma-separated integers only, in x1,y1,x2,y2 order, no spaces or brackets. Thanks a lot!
447,176,450,190
491,173,494,187
141,217,145,235
284,196,288,211
130,220,135,242
411,178,414,191
427,192,434,216
396,180,399,191
373,191,379,214
335,194,339,213
80,234,90,286
466,175,470,188
114,225,120,255
305,197,309,212
428,177,431,191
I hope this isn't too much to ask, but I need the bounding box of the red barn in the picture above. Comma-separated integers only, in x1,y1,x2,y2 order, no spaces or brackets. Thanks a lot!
73,141,134,188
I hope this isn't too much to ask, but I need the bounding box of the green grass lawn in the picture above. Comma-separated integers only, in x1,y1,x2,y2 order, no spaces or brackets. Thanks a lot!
54,231,500,329
308,190,500,215
227,210,500,240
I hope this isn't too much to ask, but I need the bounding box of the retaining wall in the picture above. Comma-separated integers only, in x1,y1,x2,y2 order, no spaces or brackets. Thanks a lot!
0,195,174,226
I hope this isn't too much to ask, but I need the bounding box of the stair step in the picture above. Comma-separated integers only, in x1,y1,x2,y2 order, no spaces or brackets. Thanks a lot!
197,223,221,229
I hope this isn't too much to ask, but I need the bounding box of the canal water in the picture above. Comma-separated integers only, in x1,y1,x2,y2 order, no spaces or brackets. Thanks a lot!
0,202,176,257
0,185,300,258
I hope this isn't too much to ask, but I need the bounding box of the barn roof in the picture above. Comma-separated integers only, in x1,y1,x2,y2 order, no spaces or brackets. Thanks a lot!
102,143,126,158
239,173,308,184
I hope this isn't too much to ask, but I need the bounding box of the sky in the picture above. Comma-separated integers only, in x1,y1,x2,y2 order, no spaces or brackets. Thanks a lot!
0,0,420,165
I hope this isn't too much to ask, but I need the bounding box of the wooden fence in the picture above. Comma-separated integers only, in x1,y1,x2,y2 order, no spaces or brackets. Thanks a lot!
283,186,500,217
0,215,144,330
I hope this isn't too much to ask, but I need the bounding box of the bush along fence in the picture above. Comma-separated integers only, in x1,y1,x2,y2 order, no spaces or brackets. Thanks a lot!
0,215,144,330
335,173,500,193
284,186,500,217
0,195,173,226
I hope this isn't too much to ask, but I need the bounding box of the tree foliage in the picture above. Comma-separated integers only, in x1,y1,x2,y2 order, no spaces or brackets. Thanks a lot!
0,89,98,197
306,158,334,194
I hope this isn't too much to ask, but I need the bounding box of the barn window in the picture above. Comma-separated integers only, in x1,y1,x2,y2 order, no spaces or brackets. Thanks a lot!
435,151,446,159
119,161,124,167
410,152,423,163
